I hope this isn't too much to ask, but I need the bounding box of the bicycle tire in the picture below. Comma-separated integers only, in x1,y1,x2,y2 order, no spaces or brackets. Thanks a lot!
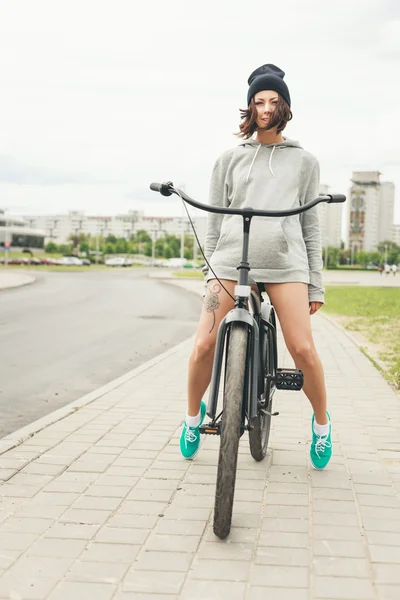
248,311,276,461
213,322,248,540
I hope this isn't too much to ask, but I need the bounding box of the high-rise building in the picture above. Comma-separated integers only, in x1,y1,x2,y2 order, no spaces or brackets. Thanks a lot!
393,224,400,247
318,184,342,248
348,171,395,252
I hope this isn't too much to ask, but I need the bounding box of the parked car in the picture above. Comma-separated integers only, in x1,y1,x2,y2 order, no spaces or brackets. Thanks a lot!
80,258,91,266
58,256,84,266
105,257,128,267
40,257,60,265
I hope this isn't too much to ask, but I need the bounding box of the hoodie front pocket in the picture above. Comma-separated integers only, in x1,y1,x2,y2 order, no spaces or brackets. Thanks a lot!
248,219,289,270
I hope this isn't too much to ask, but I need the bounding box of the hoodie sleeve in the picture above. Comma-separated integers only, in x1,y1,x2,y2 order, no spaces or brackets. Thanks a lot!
202,153,230,279
300,161,325,304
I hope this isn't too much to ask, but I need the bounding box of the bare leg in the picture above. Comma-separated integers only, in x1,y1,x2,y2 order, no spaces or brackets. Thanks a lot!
187,279,236,416
265,282,327,425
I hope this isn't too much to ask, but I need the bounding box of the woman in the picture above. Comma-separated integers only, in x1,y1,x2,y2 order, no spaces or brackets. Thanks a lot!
180,63,331,470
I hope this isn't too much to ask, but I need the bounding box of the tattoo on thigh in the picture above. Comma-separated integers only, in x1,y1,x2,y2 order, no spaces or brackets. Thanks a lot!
205,283,221,333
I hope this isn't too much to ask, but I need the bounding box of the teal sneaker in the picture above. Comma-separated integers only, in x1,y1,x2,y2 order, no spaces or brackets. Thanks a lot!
179,401,207,460
310,412,332,470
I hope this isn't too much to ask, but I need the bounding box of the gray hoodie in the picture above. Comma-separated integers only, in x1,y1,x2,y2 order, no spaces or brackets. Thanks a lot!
203,138,324,303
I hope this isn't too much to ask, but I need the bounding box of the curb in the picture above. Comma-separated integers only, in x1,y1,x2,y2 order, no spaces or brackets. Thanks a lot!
0,272,36,291
0,335,193,456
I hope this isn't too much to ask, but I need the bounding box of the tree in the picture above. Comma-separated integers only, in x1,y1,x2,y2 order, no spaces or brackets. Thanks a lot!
155,238,165,258
106,234,117,244
45,241,58,254
355,250,368,267
338,249,351,265
377,240,399,253
59,243,73,255
135,230,152,244
143,242,152,257
79,242,89,254
115,238,128,254
105,243,115,255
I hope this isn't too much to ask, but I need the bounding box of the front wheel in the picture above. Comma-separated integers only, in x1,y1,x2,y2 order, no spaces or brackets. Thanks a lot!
249,309,276,461
213,323,248,540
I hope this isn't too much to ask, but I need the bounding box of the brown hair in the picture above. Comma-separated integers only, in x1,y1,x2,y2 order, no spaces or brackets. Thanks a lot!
237,94,292,139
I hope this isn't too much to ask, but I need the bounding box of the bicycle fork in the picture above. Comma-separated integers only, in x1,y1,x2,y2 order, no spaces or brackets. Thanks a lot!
200,308,259,436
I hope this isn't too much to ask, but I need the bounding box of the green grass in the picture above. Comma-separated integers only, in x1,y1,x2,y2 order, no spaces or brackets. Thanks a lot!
172,270,204,279
322,286,400,389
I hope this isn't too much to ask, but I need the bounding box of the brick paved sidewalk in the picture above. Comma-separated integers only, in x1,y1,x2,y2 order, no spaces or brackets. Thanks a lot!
1,281,400,599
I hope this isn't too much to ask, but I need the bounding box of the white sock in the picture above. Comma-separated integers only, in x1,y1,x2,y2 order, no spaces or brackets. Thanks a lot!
186,410,201,428
314,419,330,437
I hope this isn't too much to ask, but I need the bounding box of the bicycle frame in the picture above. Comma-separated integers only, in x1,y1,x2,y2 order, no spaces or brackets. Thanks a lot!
206,214,271,425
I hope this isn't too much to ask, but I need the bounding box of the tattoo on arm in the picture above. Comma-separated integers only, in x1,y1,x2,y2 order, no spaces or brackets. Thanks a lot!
204,283,221,333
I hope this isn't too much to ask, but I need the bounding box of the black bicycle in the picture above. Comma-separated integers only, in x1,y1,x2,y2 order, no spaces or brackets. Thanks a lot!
150,181,345,539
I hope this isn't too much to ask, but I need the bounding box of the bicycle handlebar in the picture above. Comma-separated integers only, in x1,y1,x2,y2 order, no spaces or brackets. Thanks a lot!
149,181,346,218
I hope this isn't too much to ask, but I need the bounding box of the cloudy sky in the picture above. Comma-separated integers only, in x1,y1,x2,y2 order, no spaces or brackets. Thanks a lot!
1,0,399,238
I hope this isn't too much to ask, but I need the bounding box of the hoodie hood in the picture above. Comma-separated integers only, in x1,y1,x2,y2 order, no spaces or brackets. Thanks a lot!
239,137,303,180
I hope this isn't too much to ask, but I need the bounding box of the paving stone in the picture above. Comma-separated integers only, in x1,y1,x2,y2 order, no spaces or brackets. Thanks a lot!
134,550,193,572
0,572,58,599
0,516,53,534
65,559,129,583
145,533,201,553
180,580,246,599
250,565,308,587
80,542,140,563
256,546,309,566
313,525,363,541
313,556,370,578
95,526,150,545
313,540,367,559
190,559,251,581
314,576,375,599
258,531,309,548
122,570,186,594
248,588,309,600
27,538,88,558
48,581,116,600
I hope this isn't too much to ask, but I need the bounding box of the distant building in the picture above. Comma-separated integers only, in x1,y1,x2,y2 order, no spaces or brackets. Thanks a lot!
0,209,45,250
393,224,400,247
348,171,395,253
318,184,342,248
24,210,207,247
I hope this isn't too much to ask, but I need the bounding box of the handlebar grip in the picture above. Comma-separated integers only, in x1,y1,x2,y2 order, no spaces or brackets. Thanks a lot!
328,194,346,203
149,181,173,196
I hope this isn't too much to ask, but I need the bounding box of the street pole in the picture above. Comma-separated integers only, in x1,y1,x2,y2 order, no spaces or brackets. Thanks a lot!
351,244,354,266
180,183,185,264
152,230,156,265
193,232,197,262
385,244,388,265
4,211,8,266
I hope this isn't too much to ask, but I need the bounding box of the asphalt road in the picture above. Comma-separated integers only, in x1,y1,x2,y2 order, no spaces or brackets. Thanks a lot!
0,269,201,439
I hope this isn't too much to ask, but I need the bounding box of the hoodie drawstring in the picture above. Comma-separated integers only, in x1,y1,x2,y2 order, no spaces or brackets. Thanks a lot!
269,145,276,177
245,144,261,183
246,144,276,182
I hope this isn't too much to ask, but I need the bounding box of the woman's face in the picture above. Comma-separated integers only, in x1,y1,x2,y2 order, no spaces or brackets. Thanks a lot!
253,90,279,129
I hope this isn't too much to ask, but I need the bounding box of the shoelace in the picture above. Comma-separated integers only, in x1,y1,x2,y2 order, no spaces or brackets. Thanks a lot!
184,427,197,446
315,435,331,458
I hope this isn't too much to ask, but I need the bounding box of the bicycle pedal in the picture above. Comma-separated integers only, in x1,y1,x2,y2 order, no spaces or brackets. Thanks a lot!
199,423,221,436
276,368,304,391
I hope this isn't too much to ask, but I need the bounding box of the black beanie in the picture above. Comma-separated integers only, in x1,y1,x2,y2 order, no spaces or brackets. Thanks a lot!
247,64,291,108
